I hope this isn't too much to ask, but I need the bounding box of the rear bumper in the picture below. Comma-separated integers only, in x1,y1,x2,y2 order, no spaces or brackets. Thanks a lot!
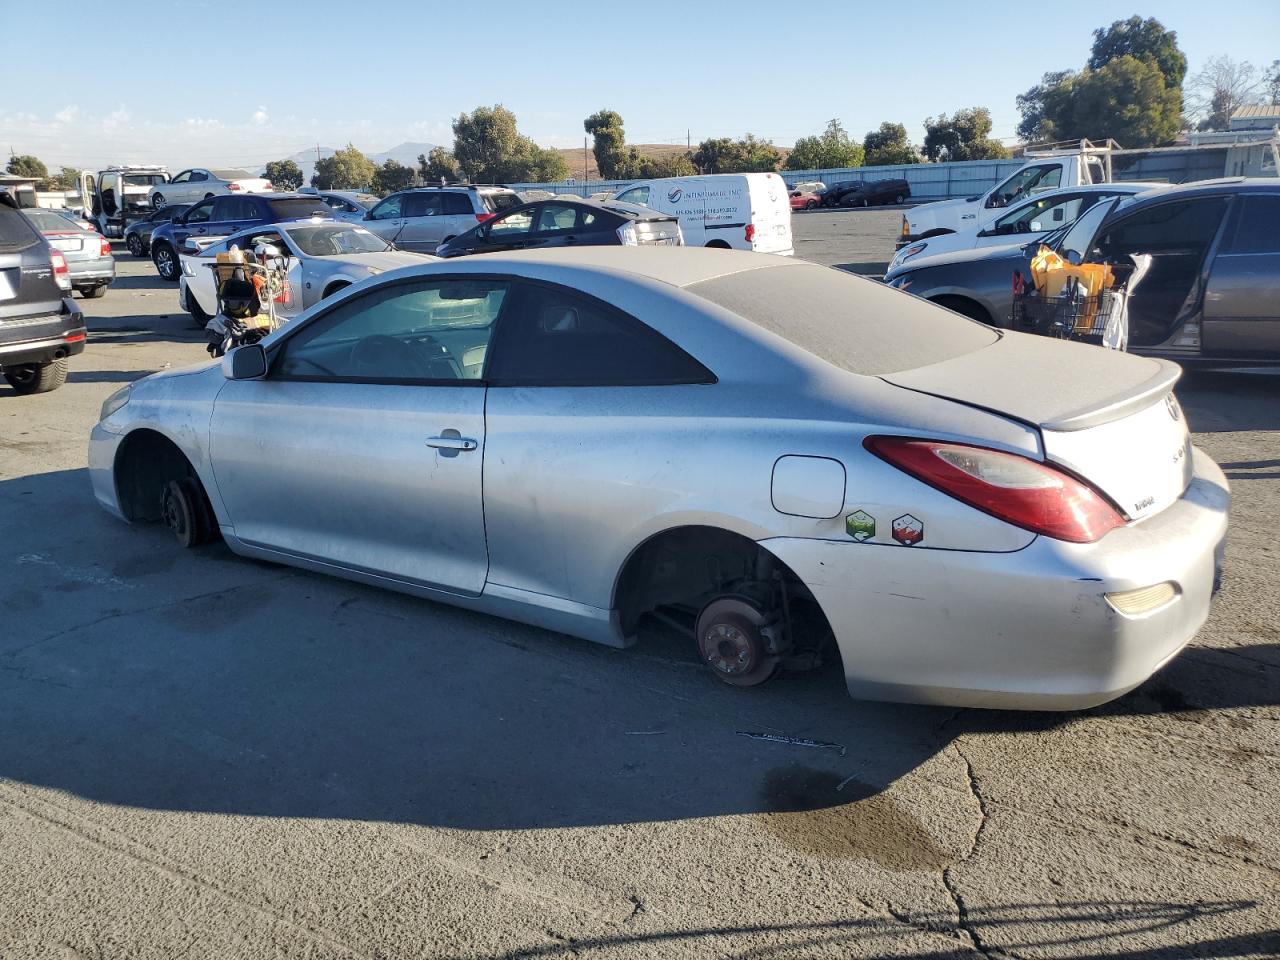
0,328,87,366
763,447,1229,711
67,259,115,283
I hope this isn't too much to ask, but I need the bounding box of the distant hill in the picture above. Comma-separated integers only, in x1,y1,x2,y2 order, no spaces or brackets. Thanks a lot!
276,141,437,184
554,143,793,182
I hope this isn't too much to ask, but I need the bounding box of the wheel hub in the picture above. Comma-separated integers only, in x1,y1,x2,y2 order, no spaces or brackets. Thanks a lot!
703,622,757,676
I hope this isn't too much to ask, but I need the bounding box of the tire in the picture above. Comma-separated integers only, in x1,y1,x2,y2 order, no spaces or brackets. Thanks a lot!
894,194,905,205
4,358,68,395
806,200,818,210
153,242,179,282
83,283,107,299
151,192,166,210
187,290,210,329
127,233,144,257
160,477,215,548
695,596,779,688
704,240,731,249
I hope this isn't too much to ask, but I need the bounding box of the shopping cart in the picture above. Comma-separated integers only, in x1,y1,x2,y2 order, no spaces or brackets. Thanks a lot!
1012,276,1119,346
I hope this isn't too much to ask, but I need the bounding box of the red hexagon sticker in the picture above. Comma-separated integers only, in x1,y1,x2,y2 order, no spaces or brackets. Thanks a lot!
892,514,924,546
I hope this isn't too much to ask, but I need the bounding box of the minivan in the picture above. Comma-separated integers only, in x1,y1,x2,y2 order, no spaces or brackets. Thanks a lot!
613,173,793,255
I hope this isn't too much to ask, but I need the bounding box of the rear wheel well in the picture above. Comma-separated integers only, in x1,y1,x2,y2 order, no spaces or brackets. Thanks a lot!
322,280,350,299
704,240,731,249
929,295,992,325
613,525,833,656
114,429,206,523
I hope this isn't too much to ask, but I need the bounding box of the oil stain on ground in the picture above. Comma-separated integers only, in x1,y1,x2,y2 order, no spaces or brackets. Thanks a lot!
759,766,952,871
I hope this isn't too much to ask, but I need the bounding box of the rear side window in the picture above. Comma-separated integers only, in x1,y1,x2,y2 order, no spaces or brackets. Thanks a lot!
1228,195,1280,254
0,206,39,250
689,263,998,376
484,192,523,213
442,193,474,215
487,282,713,386
267,198,331,220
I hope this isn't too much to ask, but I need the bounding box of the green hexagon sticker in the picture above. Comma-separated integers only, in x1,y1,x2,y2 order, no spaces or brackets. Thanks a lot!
845,510,875,542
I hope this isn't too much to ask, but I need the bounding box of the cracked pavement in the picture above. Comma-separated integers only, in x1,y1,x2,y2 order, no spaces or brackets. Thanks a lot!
1,222,1278,959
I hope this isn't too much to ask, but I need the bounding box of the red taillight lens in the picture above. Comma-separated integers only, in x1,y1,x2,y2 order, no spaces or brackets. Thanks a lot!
865,436,1124,543
227,182,242,191
744,223,756,243
49,249,71,290
100,237,112,256
263,181,273,190
476,213,496,223
63,331,86,343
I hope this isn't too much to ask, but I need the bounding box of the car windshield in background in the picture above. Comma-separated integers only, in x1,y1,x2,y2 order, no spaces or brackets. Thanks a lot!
0,207,39,249
286,224,390,256
124,174,167,187
267,198,332,219
24,210,84,232
211,169,255,180
484,192,523,213
689,263,998,376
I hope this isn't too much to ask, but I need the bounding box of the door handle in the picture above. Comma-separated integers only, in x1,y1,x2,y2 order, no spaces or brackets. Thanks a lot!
427,435,478,451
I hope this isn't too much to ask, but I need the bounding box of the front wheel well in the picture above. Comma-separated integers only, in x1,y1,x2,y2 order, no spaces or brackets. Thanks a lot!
612,525,833,655
928,295,992,325
114,429,206,523
322,280,351,299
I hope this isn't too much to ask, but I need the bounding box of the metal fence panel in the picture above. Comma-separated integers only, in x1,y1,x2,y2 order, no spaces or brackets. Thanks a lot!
510,158,1025,201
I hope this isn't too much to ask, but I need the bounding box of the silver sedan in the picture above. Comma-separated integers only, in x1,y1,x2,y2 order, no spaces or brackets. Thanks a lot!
89,248,1228,710
178,220,432,325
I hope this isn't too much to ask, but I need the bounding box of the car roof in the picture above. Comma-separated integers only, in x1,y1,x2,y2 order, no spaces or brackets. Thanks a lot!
416,246,796,288
510,196,673,222
1113,177,1277,206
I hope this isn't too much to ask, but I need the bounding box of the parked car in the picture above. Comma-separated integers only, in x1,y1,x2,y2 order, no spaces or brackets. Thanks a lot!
612,173,793,254
149,194,332,281
90,247,1227,710
436,198,682,258
123,204,190,257
22,209,115,298
178,220,430,326
887,183,1154,274
0,191,87,394
314,191,380,222
362,185,524,254
789,187,822,211
825,179,911,207
886,178,1280,365
147,168,273,209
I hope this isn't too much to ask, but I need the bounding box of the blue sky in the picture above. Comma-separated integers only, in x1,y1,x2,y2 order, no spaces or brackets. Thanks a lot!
2,0,1277,172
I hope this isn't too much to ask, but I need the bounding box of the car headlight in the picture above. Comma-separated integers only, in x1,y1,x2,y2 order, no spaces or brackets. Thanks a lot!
896,242,928,265
180,257,195,277
100,384,132,420
886,273,914,291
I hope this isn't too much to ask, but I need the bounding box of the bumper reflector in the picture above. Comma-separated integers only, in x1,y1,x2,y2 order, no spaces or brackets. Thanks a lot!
1106,582,1179,616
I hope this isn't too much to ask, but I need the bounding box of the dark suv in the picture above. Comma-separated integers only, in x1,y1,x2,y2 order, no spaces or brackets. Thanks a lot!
821,178,911,208
0,191,87,394
149,193,332,280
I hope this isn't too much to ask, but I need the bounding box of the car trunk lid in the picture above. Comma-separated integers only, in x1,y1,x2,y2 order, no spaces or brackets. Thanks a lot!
882,330,1190,522
633,217,682,246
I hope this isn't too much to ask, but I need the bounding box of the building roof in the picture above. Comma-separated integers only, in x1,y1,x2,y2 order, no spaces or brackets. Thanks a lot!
1231,104,1280,121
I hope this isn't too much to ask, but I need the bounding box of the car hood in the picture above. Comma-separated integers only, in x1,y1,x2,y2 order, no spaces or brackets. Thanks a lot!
330,251,433,271
887,240,1029,280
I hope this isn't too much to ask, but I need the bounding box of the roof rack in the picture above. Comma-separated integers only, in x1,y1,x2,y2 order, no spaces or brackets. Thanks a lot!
410,182,511,190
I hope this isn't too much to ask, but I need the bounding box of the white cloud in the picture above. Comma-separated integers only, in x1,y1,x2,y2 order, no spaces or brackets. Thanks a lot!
183,117,219,128
103,107,131,130
55,105,79,125
252,107,269,126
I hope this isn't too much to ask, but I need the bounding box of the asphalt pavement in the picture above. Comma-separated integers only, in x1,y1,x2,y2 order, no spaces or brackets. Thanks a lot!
0,216,1278,960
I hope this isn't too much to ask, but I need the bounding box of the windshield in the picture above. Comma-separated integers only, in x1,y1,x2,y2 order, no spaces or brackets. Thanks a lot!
285,224,390,256
268,198,332,220
211,169,255,180
24,210,84,232
1056,198,1117,263
483,192,523,213
0,206,40,249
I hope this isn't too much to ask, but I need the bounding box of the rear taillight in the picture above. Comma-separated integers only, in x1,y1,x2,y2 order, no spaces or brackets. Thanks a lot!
263,181,273,190
865,436,1124,543
744,223,756,244
616,222,639,246
476,213,496,223
227,183,242,191
63,331,86,343
49,249,71,291
100,237,112,257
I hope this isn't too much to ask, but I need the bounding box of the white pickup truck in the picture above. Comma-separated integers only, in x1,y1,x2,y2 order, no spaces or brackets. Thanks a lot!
898,135,1279,248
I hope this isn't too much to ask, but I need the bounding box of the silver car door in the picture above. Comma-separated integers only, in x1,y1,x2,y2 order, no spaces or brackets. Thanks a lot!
362,195,405,245
398,193,441,252
208,276,508,594
1202,193,1280,356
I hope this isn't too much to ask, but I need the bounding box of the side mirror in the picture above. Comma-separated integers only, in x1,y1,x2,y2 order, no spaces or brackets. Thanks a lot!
182,239,200,253
222,343,268,380
976,228,993,238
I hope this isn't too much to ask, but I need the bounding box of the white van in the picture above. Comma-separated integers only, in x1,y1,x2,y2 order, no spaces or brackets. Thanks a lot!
613,173,793,255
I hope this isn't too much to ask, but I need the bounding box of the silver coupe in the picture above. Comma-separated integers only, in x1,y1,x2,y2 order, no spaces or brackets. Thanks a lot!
90,248,1229,710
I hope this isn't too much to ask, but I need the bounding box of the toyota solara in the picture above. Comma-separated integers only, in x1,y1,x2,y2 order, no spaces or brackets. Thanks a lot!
89,248,1229,710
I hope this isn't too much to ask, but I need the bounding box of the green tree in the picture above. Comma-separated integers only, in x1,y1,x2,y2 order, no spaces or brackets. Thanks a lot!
862,122,920,166
372,159,417,195
6,154,50,186
264,159,303,191
785,119,864,170
584,109,628,179
1039,56,1182,147
451,104,567,182
922,108,1010,162
311,144,376,190
43,166,82,191
694,134,782,174
633,152,696,178
419,147,460,184
1088,16,1187,90
1016,70,1077,142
